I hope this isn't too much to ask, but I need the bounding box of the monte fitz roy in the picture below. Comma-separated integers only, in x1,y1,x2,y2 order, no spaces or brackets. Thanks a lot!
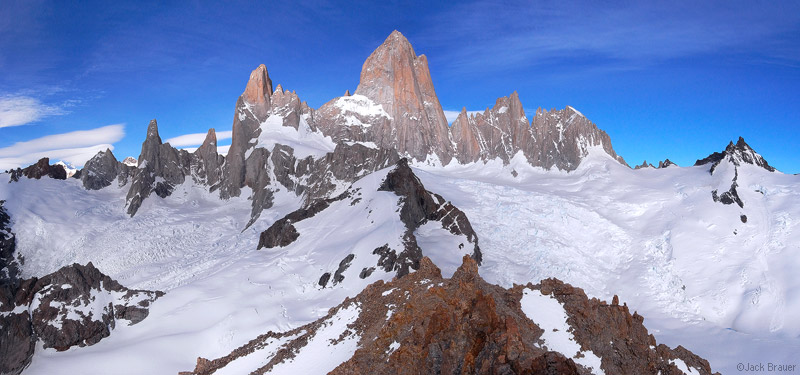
2,30,798,375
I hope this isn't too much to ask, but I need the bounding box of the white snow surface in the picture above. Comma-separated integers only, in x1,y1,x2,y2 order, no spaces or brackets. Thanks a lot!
1,145,799,374
252,114,335,159
333,94,392,127
520,288,604,374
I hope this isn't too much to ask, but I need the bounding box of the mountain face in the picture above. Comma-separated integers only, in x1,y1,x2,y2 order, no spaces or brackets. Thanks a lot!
182,256,718,375
695,137,776,209
317,31,453,164
85,30,628,223
695,136,776,174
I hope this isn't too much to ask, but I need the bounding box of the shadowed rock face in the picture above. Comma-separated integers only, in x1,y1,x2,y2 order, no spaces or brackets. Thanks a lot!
80,149,136,190
191,129,224,187
695,136,775,174
378,158,482,269
125,119,194,216
182,256,719,375
0,263,163,373
8,158,67,182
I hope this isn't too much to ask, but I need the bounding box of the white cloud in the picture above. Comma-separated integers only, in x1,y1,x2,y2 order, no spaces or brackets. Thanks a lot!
443,109,483,124
164,130,232,147
0,95,68,128
0,124,125,170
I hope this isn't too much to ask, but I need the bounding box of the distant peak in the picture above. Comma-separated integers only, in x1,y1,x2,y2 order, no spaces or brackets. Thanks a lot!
695,136,775,173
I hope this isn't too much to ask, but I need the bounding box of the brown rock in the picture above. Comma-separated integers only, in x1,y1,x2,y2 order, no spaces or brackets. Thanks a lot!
184,256,718,375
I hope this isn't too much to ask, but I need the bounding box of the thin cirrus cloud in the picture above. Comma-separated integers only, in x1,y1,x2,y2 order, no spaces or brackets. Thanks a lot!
0,124,125,170
164,130,233,147
426,1,800,74
0,95,68,128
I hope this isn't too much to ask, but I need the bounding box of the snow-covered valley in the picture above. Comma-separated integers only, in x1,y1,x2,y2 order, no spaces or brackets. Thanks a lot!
2,146,798,374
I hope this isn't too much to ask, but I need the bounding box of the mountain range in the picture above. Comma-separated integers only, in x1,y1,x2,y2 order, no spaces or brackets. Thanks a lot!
2,30,798,375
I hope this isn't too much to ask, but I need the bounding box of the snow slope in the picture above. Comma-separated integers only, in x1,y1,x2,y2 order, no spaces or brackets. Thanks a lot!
2,145,798,374
414,147,800,374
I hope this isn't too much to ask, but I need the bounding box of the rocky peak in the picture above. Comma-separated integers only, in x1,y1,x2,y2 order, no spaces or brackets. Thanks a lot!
80,148,135,190
8,157,67,182
122,156,138,167
527,106,627,170
220,65,276,199
191,128,223,186
350,30,452,163
634,160,655,169
125,119,191,216
242,64,273,118
449,92,531,164
694,136,775,174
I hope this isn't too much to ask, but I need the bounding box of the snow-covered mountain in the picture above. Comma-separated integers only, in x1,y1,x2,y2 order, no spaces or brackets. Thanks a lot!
1,30,798,375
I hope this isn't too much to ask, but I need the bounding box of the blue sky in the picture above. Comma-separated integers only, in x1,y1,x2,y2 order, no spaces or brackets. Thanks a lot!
1,0,799,172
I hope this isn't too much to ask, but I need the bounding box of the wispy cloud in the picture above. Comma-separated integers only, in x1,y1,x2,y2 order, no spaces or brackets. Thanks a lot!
443,110,483,124
424,1,800,75
0,124,125,170
0,95,69,128
164,130,232,147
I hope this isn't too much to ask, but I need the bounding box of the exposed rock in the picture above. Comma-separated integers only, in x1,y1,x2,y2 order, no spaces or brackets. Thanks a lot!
184,256,718,375
378,158,482,268
634,160,655,169
125,119,192,216
219,65,273,200
695,136,775,174
0,205,163,373
317,30,453,164
11,263,164,351
190,129,224,187
525,106,627,170
81,149,135,190
8,158,67,182
658,159,676,168
256,193,348,250
449,92,531,164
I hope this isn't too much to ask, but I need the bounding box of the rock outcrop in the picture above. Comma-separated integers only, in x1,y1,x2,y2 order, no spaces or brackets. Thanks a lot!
125,119,193,216
182,256,719,375
449,92,531,164
80,149,136,190
317,30,453,164
525,106,627,170
0,205,163,374
190,129,224,187
378,158,482,271
448,98,626,170
8,158,68,182
696,137,773,208
695,136,775,174
258,158,479,284
634,160,655,169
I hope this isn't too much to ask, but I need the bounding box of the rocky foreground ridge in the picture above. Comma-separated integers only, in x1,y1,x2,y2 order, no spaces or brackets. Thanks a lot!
181,256,719,375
